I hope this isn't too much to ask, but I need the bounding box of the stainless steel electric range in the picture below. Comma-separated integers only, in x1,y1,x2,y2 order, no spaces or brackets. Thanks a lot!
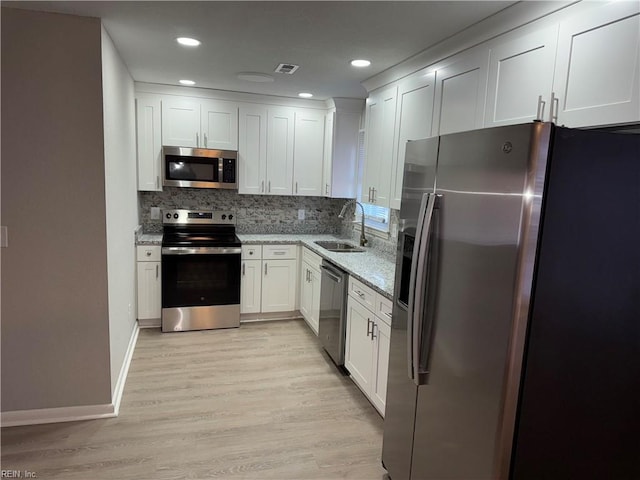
161,209,241,332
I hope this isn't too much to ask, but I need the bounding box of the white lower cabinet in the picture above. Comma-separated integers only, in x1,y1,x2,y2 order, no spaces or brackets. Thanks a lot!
241,244,298,316
299,247,322,335
345,276,392,416
136,246,161,321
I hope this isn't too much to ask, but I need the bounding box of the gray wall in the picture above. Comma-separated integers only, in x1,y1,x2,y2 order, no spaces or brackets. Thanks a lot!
101,26,138,395
1,8,112,411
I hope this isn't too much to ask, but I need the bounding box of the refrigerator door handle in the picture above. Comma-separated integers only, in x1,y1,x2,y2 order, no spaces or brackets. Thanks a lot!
408,192,439,386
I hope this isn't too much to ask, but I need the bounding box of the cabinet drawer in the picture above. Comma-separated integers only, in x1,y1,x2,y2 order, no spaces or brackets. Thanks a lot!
263,244,297,260
348,276,376,311
376,294,393,326
242,245,262,260
302,246,322,268
136,245,161,262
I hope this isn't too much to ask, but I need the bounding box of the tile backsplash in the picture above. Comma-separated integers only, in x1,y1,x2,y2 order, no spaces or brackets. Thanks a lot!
139,188,349,234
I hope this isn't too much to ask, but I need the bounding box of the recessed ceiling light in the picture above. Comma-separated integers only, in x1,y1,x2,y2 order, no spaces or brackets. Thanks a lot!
298,92,313,98
179,79,196,86
176,37,201,47
237,72,274,83
351,59,371,68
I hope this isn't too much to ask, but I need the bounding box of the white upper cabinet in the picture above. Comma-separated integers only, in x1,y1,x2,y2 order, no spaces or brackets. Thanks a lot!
433,46,490,136
162,97,238,149
390,70,436,210
238,104,268,194
553,1,640,127
201,99,239,150
293,109,325,196
135,93,162,191
485,25,559,127
362,85,398,207
322,99,362,199
266,107,295,195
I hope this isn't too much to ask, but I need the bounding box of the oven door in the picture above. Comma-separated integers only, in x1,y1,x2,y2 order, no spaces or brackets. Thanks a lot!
161,247,241,331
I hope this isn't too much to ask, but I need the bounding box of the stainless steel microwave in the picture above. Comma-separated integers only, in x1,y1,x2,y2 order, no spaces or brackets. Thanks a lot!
163,146,237,189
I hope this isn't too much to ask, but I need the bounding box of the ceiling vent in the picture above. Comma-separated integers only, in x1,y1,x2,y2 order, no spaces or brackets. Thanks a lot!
274,63,300,75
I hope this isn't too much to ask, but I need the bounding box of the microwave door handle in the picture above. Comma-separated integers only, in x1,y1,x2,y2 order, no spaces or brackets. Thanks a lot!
407,192,430,381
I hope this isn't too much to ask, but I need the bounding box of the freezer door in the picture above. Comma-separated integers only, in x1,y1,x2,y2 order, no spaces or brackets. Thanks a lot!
382,137,439,480
410,124,545,479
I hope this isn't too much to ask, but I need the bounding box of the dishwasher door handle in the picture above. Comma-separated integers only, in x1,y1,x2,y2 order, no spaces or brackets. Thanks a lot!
321,265,342,283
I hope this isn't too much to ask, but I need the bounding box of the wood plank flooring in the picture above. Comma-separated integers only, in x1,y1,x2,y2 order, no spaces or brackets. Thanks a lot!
1,320,389,479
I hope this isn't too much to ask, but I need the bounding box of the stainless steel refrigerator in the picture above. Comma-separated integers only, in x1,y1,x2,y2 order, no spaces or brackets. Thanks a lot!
382,122,639,480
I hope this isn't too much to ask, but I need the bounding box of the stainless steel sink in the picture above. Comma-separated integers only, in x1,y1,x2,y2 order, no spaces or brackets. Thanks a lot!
314,241,365,253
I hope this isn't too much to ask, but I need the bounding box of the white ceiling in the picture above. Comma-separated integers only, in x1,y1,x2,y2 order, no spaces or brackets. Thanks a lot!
4,1,519,100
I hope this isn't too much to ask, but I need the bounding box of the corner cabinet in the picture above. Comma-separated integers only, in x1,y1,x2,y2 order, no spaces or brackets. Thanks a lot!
361,85,398,207
299,247,322,335
293,109,325,197
345,276,392,416
136,246,161,324
136,93,162,191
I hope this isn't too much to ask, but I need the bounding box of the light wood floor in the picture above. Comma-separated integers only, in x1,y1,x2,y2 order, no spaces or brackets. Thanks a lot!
1,320,389,479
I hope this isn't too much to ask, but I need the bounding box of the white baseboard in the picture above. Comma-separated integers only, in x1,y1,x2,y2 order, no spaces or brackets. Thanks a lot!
1,403,116,428
240,311,303,323
112,322,139,415
1,323,140,428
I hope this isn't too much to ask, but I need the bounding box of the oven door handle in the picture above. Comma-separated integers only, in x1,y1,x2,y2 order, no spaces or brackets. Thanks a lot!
162,247,242,255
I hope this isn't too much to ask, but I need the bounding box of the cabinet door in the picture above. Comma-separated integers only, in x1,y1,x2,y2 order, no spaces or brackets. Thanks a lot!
433,47,490,136
390,71,436,209
553,1,640,127
162,97,200,147
299,261,319,334
261,259,297,312
201,99,238,150
137,261,161,320
309,266,321,336
485,25,559,127
371,318,391,416
136,94,162,191
345,297,375,395
293,109,325,197
322,111,335,197
362,85,398,207
238,104,268,194
266,107,295,195
241,259,262,314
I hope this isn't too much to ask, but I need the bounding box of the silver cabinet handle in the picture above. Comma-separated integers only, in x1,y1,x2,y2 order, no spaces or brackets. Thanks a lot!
550,91,559,123
155,264,159,279
264,263,268,276
156,176,160,189
356,290,365,298
146,250,152,256
273,251,286,256
368,187,372,202
196,133,199,147
261,180,264,193
366,318,372,337
325,183,329,195
306,269,310,282
371,322,377,340
268,180,271,193
384,311,392,319
536,95,546,121
242,263,246,276
295,182,298,194
204,133,208,148
372,188,377,203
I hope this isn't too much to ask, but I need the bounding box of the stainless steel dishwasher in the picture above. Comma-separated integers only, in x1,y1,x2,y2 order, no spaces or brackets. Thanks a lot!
319,260,349,367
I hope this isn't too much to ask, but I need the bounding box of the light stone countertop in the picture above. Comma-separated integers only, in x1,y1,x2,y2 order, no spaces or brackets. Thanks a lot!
237,234,396,299
136,233,163,245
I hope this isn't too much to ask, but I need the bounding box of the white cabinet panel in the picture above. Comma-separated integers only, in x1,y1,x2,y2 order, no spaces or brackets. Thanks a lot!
293,109,325,197
433,47,490,136
266,108,295,195
553,1,640,127
238,104,268,194
136,245,161,321
261,259,297,312
371,318,390,415
136,94,162,191
390,70,436,209
299,260,320,335
201,99,238,150
485,25,559,127
362,85,398,207
345,297,375,393
162,97,200,147
241,260,262,314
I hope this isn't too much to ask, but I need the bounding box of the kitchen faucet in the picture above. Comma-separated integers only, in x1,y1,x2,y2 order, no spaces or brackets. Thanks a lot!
338,200,368,247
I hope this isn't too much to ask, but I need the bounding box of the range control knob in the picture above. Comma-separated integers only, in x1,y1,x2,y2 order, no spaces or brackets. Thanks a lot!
228,214,234,220
173,213,179,219
221,214,227,220
165,213,171,219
